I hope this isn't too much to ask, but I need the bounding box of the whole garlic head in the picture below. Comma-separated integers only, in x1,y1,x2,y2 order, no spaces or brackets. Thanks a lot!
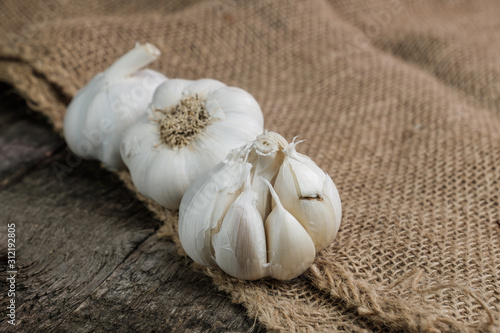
120,78,264,210
178,132,342,280
63,43,167,170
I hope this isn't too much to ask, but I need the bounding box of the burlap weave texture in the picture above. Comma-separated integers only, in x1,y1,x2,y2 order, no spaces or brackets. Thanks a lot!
1,0,499,331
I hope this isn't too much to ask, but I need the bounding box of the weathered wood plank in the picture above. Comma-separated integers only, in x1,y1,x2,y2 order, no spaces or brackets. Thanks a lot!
0,154,159,332
0,86,263,332
56,234,262,333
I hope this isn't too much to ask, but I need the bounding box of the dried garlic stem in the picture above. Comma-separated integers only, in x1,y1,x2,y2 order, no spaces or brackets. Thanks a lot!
106,43,160,81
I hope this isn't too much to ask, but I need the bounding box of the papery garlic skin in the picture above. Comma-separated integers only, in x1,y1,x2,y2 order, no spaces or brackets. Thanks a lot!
120,79,264,210
179,160,251,266
212,178,268,280
63,43,167,170
247,133,287,219
178,132,342,281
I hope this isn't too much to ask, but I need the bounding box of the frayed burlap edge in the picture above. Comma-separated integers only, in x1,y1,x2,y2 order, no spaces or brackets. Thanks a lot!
0,56,497,332
115,173,497,333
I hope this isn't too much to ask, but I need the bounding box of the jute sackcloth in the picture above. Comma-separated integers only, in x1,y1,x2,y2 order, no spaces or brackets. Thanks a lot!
1,0,499,331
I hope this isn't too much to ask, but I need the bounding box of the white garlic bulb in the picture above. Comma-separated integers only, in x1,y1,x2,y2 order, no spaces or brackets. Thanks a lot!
63,43,167,170
120,78,264,210
178,132,342,280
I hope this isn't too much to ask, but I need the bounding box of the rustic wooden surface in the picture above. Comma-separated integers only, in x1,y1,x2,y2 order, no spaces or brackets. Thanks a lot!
0,84,264,333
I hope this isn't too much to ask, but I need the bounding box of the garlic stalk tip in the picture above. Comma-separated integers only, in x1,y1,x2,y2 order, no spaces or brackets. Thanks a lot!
106,43,161,81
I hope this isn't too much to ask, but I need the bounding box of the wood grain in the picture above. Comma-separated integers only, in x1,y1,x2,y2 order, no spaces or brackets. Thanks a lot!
0,85,263,332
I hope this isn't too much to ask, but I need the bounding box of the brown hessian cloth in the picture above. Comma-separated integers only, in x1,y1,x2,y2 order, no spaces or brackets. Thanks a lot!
1,0,499,331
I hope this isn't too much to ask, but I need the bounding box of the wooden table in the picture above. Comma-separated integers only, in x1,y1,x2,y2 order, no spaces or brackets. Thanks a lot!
0,83,264,332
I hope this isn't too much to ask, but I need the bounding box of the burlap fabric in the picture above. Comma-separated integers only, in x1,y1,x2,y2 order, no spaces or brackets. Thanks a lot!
1,0,499,331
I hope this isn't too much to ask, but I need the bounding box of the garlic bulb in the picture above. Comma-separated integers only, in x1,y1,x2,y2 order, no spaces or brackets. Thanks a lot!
120,79,264,210
178,132,342,280
63,43,167,170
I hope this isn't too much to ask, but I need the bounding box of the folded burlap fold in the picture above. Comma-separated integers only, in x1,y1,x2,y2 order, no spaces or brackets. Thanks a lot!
1,0,499,331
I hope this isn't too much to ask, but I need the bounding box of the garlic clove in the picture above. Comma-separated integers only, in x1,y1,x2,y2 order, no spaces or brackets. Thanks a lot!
262,178,316,280
273,141,340,251
212,178,268,280
179,160,251,266
323,172,342,236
